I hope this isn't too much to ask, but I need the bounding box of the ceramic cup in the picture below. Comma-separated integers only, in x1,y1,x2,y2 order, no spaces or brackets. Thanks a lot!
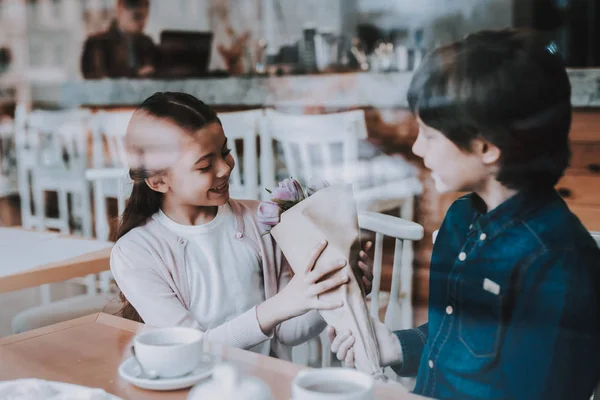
132,327,203,379
291,368,375,400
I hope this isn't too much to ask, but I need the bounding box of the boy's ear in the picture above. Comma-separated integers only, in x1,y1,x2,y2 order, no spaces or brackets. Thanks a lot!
145,173,169,194
474,138,501,165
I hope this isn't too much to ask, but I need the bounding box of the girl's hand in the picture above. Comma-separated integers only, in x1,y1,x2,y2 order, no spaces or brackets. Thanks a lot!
357,241,373,294
257,240,348,334
278,240,348,319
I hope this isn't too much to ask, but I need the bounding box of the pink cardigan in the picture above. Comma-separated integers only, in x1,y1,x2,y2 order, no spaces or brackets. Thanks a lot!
110,198,325,360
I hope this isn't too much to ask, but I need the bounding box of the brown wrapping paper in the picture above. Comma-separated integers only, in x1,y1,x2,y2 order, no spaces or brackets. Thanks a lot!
270,184,385,379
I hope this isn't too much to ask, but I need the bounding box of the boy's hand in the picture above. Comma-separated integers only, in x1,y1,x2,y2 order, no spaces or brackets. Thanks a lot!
327,317,404,368
357,241,373,294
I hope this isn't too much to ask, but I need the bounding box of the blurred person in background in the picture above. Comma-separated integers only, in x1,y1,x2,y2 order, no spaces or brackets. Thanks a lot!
81,0,249,79
81,0,156,79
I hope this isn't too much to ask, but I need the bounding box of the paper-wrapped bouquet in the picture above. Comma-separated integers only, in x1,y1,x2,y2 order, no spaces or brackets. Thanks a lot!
258,178,385,379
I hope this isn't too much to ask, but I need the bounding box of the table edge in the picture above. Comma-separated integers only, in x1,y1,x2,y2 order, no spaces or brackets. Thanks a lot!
0,313,100,346
0,247,112,293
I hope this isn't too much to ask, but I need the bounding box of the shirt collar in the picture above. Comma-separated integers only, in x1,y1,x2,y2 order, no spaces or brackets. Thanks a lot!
469,187,555,239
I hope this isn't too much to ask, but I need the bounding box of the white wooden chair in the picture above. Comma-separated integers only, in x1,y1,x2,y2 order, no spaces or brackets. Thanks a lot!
293,211,424,368
16,108,93,237
259,111,420,266
14,107,95,304
88,110,134,237
217,109,262,200
90,110,133,169
260,109,366,196
85,167,130,293
260,109,421,211
360,211,424,330
261,110,421,363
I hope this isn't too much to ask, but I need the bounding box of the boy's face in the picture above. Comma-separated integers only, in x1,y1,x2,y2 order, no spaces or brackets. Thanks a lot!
412,118,496,193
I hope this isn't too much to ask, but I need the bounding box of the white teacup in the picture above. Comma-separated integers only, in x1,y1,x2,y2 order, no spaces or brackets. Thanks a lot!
132,327,203,379
291,368,375,400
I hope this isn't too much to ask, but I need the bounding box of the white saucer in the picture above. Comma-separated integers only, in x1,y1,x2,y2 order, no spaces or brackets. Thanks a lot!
118,354,215,391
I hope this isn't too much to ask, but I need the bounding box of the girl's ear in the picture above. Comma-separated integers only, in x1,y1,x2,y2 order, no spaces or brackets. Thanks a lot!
145,174,169,194
472,138,501,166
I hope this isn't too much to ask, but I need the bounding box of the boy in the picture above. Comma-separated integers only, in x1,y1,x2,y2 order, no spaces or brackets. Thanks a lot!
330,29,600,399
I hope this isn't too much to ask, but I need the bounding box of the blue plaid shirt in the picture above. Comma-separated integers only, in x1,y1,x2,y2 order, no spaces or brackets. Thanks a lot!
393,188,600,399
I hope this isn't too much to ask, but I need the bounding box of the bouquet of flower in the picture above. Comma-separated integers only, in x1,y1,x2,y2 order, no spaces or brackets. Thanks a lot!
258,178,326,234
258,178,385,379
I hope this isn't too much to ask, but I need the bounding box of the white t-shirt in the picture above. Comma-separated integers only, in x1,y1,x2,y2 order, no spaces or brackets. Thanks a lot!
153,204,270,356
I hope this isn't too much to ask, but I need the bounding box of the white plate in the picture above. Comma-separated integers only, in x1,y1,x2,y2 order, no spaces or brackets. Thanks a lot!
118,355,215,391
0,379,122,399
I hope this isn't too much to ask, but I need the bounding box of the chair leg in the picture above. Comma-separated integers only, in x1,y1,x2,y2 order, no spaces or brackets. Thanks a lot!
57,189,69,234
80,185,93,238
32,185,45,230
93,180,107,240
99,271,113,293
400,239,414,329
19,170,33,229
39,284,51,305
400,197,415,329
84,274,97,295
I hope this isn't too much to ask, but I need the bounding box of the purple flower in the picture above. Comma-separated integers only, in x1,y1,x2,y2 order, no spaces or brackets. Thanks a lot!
257,201,281,226
271,178,305,202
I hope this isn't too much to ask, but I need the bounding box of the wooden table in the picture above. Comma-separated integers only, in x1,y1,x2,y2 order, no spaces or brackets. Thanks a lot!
0,313,424,399
0,228,112,293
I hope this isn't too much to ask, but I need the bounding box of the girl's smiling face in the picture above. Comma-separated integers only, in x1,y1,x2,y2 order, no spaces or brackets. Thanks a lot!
127,114,235,208
164,121,235,206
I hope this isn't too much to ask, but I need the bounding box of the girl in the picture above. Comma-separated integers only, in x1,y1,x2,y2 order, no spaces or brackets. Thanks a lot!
111,92,372,360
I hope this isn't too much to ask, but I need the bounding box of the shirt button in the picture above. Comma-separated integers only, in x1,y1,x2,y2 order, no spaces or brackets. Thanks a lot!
446,305,453,315
458,252,467,261
428,360,434,369
480,233,487,241
235,232,243,239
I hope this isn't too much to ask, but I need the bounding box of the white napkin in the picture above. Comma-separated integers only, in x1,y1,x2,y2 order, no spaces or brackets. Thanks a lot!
0,379,122,400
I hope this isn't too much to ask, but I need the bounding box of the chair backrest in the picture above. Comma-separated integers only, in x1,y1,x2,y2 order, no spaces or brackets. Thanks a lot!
85,167,131,240
13,108,92,229
91,110,135,168
260,109,367,196
358,211,424,331
21,108,92,171
217,109,262,200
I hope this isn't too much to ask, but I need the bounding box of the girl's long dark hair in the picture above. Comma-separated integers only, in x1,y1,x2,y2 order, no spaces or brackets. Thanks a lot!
114,92,220,322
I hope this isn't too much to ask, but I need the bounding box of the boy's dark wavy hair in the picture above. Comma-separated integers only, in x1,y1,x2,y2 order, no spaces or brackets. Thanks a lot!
408,29,572,190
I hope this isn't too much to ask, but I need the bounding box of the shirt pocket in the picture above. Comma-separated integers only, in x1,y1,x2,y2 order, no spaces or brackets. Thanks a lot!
458,276,504,358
